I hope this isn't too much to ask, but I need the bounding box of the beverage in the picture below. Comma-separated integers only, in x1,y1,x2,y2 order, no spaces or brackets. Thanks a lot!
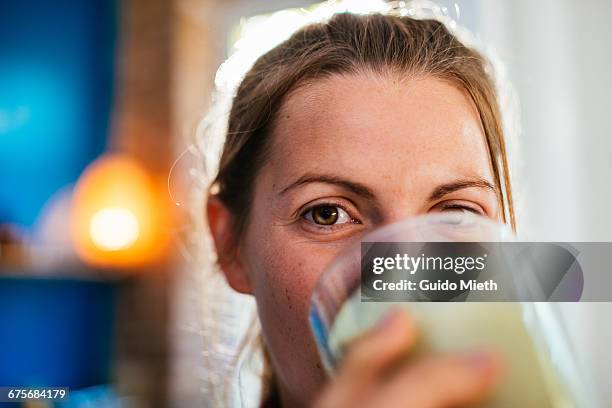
329,297,574,407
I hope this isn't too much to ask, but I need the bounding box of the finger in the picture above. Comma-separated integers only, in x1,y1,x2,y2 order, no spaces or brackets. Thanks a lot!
339,307,419,381
314,308,418,408
367,350,503,408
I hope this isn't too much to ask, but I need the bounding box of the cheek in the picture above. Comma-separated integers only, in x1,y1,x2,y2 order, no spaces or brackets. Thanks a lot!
249,233,334,339
244,228,341,394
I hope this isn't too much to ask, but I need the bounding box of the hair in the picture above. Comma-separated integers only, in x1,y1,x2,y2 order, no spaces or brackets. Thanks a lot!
207,10,516,405
211,12,516,244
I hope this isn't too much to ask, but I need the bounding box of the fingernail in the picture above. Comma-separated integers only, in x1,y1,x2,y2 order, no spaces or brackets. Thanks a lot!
375,307,401,330
464,350,496,372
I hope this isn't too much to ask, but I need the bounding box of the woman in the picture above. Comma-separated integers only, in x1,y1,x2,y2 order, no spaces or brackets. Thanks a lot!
205,8,515,408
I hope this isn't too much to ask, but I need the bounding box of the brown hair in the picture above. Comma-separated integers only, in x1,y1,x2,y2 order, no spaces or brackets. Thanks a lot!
211,12,515,243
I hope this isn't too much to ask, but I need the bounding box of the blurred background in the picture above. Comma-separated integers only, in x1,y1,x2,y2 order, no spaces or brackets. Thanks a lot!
1,0,611,407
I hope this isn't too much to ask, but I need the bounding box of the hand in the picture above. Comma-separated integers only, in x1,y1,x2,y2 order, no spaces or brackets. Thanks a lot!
312,308,502,408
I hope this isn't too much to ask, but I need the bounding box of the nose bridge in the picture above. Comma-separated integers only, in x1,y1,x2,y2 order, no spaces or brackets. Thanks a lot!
373,168,428,227
379,198,422,227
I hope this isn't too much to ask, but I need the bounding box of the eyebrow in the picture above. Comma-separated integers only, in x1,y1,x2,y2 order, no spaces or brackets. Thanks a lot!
278,173,497,202
428,178,498,201
278,173,377,200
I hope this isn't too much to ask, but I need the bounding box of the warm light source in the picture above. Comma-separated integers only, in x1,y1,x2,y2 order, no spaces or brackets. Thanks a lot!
89,207,140,251
71,153,169,269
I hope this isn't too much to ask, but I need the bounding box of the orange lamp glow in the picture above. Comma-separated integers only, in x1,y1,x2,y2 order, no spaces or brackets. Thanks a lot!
71,153,169,269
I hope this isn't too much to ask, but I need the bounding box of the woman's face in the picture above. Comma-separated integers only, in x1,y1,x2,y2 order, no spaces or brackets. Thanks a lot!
229,73,501,405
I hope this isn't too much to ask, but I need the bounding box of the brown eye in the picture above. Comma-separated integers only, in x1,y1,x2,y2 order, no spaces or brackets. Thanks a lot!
312,205,338,225
303,204,351,226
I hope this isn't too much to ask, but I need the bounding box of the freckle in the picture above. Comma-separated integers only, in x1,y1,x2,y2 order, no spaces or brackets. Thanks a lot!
285,114,290,119
316,362,321,370
285,288,292,308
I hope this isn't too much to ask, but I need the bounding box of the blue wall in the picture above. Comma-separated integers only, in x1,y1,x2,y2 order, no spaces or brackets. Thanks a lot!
0,0,117,227
0,277,116,389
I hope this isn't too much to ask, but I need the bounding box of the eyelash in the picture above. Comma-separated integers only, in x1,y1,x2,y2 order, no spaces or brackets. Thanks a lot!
436,202,484,215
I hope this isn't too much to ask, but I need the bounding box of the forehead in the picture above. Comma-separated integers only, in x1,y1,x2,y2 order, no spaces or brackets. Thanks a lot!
267,73,492,192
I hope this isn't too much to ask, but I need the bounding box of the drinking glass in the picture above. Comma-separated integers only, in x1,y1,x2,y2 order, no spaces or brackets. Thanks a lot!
309,213,596,407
